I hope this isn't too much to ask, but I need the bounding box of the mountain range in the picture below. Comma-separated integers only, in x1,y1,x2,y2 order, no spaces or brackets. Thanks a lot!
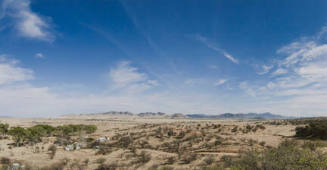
71,111,291,120
186,112,291,119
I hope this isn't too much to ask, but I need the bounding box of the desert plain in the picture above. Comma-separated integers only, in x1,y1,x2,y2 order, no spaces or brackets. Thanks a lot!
0,113,311,170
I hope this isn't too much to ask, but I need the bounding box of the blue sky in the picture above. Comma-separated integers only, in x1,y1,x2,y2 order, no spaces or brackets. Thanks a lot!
0,0,327,117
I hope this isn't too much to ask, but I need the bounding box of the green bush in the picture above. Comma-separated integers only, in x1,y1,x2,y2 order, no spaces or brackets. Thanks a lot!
229,140,327,170
32,124,55,136
26,126,48,144
7,124,97,146
295,120,327,140
0,123,9,136
55,124,97,137
8,127,28,146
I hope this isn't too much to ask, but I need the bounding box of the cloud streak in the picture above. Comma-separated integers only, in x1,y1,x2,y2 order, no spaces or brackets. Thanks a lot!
195,35,239,64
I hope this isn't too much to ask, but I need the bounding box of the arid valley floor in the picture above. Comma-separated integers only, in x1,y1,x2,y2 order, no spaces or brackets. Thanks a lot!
0,114,326,170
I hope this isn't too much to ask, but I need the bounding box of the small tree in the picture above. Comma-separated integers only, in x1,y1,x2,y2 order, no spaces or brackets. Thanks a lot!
26,126,48,145
83,125,97,134
8,127,28,146
32,124,55,136
0,123,9,137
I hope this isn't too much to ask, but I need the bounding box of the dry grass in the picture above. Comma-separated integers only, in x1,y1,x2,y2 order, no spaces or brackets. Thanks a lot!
0,116,302,169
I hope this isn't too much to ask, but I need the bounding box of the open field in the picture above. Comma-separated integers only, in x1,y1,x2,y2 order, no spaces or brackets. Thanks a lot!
0,115,327,170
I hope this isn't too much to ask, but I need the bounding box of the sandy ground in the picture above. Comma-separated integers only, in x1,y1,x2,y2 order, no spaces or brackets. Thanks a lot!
0,115,297,169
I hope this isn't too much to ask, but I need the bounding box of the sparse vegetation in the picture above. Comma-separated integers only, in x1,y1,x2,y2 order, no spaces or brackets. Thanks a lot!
0,123,9,137
137,151,151,164
295,120,327,140
226,140,327,170
1,117,327,169
6,124,97,147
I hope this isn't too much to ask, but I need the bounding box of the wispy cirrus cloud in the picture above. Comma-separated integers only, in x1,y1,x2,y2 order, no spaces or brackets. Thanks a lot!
271,68,288,76
195,35,239,64
239,26,327,115
0,0,54,41
257,64,273,75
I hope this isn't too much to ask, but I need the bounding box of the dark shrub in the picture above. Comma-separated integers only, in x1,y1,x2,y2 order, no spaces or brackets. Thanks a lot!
166,156,176,165
117,136,133,148
138,151,151,164
0,123,9,137
0,157,10,165
96,163,118,170
48,144,57,159
295,120,327,140
180,153,197,164
229,140,327,170
203,156,214,165
45,161,65,170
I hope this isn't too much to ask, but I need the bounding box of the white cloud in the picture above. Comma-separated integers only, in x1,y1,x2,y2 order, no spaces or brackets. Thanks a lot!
214,79,227,86
0,0,54,41
0,57,34,85
195,35,239,64
0,58,232,117
238,26,327,116
295,63,327,80
239,82,256,97
2,55,327,117
35,53,44,59
108,61,158,93
109,61,147,87
222,52,238,64
257,64,273,75
271,68,288,76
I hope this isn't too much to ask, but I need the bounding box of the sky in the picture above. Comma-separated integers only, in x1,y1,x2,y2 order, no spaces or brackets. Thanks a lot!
0,0,327,117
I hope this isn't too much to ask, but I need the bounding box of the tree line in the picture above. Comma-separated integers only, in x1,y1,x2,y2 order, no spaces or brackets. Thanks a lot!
0,123,97,146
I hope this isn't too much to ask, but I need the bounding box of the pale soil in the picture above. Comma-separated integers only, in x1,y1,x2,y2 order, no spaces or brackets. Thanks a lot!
0,116,297,169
